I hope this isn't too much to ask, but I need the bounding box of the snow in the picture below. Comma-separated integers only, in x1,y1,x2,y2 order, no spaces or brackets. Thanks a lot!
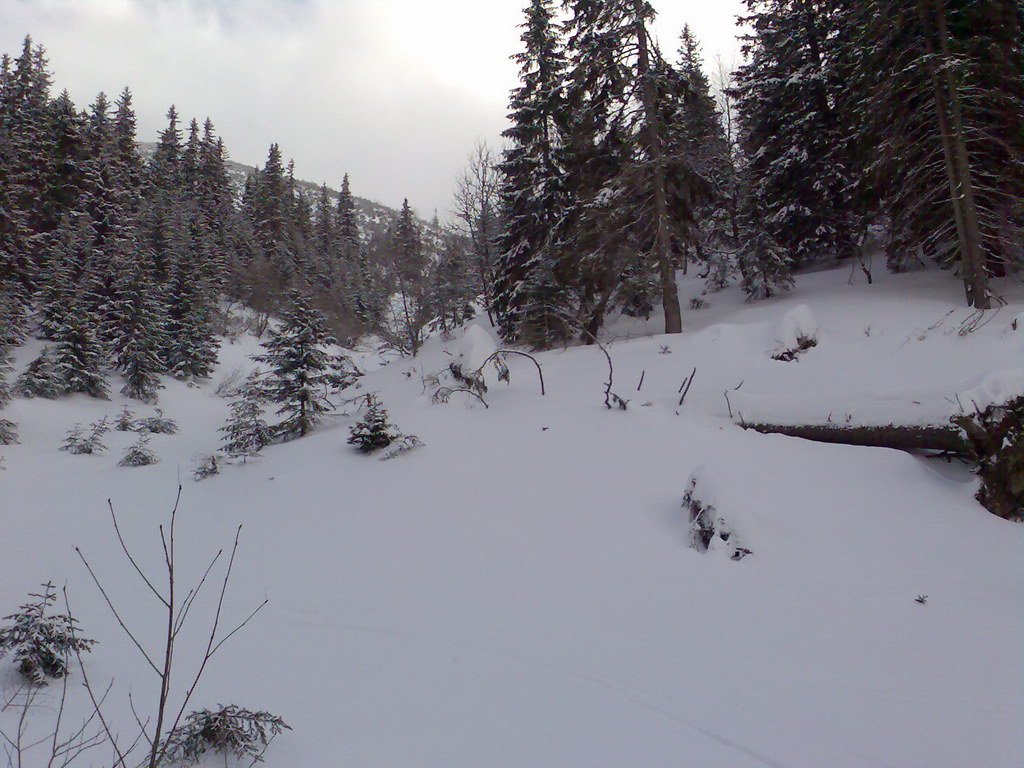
1,266,1022,768
454,322,498,374
775,302,819,349
957,368,1024,412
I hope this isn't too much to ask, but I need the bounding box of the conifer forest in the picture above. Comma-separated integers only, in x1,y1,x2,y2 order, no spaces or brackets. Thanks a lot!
0,1,1022,766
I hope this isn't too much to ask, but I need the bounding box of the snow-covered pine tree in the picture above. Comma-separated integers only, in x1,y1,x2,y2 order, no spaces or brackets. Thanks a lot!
253,291,337,439
114,405,136,431
136,408,178,434
311,183,336,284
0,279,27,350
493,0,569,347
673,25,737,289
0,583,96,684
5,37,54,279
0,343,15,445
347,395,398,453
119,432,158,467
556,0,706,338
427,231,476,337
162,256,219,380
220,372,271,461
61,418,109,455
737,197,795,300
837,0,1023,302
734,0,857,272
383,199,432,355
104,266,167,403
52,314,109,399
14,347,62,399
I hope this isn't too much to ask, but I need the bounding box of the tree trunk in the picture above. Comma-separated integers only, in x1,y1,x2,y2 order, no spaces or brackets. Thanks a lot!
632,0,682,334
917,0,991,308
739,421,968,454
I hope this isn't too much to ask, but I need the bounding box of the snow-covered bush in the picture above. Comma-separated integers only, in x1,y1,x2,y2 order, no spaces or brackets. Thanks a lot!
348,396,399,453
772,304,819,361
114,406,137,432
193,454,221,481
61,419,109,455
163,705,290,765
119,434,158,467
0,418,17,446
136,409,178,435
682,477,752,561
0,583,96,684
379,434,425,461
689,297,710,310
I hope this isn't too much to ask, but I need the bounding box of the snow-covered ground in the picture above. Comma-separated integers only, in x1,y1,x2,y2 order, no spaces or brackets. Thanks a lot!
2,267,1022,768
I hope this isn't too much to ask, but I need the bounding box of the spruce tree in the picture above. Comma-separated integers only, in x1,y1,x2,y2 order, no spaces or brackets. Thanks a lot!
347,395,398,453
52,313,109,399
220,372,271,461
119,433,158,467
494,0,568,346
734,0,857,271
385,200,431,355
104,266,167,403
838,0,1022,301
253,290,337,439
14,347,61,399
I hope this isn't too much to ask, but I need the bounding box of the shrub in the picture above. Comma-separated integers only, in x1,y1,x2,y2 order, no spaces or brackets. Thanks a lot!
164,705,290,765
114,406,137,432
61,418,109,455
0,583,96,684
0,418,17,446
119,434,159,467
136,409,179,435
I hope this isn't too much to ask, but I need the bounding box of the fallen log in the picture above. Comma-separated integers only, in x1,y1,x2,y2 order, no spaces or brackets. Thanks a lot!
739,421,969,455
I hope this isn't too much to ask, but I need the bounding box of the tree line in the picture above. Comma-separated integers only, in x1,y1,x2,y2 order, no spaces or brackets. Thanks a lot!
491,0,1023,348
0,35,481,415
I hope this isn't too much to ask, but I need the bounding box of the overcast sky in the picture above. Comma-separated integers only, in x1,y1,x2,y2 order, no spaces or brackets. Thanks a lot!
0,0,745,219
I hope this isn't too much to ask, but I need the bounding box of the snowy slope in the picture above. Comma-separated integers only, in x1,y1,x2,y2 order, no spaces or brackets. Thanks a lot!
1,267,1022,768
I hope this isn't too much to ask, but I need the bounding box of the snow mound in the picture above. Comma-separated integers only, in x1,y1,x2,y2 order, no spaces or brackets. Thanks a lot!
958,368,1024,411
683,465,754,561
455,324,498,374
776,304,819,349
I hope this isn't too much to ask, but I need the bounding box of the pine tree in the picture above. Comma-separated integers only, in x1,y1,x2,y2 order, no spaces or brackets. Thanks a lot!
52,314,109,399
553,0,707,338
220,372,271,461
119,432,158,467
253,291,337,439
839,0,1023,302
347,395,398,453
14,347,62,399
61,418,109,454
734,0,857,272
384,200,432,355
104,266,167,403
673,26,737,288
494,0,569,345
0,583,96,684
163,255,219,381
